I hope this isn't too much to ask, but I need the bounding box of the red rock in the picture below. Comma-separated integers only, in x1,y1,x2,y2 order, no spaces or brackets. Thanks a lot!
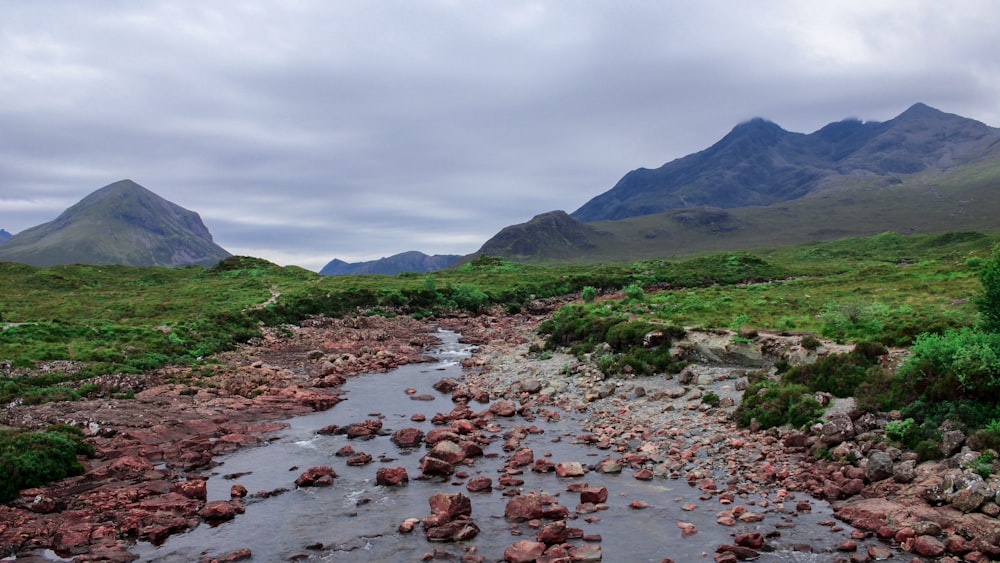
399,517,420,533
716,544,760,560
634,468,654,480
466,476,493,492
629,499,650,509
202,547,253,562
894,527,916,544
335,444,355,456
568,543,602,562
678,522,697,536
536,520,569,544
555,461,585,477
580,486,609,504
391,427,425,448
295,466,337,487
419,455,455,476
504,540,547,563
426,428,462,445
489,399,518,417
199,500,244,521
424,519,480,542
427,492,472,521
172,479,207,500
346,452,373,466
506,493,545,522
912,535,945,558
230,484,248,498
837,540,858,552
376,467,409,486
735,532,764,549
508,447,535,467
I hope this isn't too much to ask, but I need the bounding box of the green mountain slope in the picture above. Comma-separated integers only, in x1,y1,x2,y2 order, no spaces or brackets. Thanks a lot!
0,180,230,268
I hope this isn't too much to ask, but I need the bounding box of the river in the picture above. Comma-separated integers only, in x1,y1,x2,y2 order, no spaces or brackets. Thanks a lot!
134,330,879,562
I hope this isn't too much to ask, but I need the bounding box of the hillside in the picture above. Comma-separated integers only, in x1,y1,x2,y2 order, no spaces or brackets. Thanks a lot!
571,103,1000,223
0,180,231,268
319,251,460,275
0,229,11,244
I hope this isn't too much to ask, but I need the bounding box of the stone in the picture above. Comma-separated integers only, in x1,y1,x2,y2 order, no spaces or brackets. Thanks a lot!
294,466,337,487
172,480,207,500
864,452,894,482
503,540,547,563
821,415,856,445
391,427,425,448
427,492,472,522
489,399,518,417
424,519,481,542
505,493,545,522
420,455,455,476
466,476,493,492
949,480,993,513
735,532,764,549
376,467,409,486
940,430,966,457
580,486,609,504
429,440,467,465
199,500,244,522
536,520,569,544
912,535,946,558
893,459,917,483
555,461,585,477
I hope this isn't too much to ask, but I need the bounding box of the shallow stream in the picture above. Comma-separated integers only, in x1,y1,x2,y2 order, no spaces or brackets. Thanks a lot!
135,330,880,562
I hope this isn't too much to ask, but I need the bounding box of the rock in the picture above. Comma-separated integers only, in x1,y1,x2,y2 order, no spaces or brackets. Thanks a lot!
580,487,609,504
426,492,472,523
429,440,467,465
424,519,481,542
520,379,542,394
678,368,697,385
864,452,894,482
595,458,623,474
172,480,207,500
466,476,493,492
419,455,455,476
504,540,547,563
391,427,425,448
821,415,855,445
230,484,248,498
893,459,917,483
569,543,602,562
950,479,993,513
432,377,460,393
734,533,764,549
505,493,545,522
346,452,373,466
199,500,244,522
940,430,966,457
912,535,946,558
295,466,337,487
536,520,569,544
555,461,586,477
489,399,518,417
375,467,409,486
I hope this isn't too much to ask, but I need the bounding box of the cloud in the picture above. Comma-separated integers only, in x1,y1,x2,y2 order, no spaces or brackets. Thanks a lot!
1,1,999,271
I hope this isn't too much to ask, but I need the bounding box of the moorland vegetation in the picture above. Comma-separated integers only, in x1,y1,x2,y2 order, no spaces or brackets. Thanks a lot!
3,230,1000,500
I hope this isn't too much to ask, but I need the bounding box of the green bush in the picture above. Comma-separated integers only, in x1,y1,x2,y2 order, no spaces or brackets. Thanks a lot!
581,286,597,303
623,283,645,301
0,425,95,502
781,342,887,397
976,245,1000,333
898,328,1000,397
734,382,824,430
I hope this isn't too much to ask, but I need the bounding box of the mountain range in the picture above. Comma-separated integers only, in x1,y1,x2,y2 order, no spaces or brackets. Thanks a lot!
0,180,230,268
320,251,460,275
479,103,1000,262
2,103,998,270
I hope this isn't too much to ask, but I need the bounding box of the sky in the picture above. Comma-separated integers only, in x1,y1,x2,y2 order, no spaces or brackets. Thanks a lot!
2,1,999,272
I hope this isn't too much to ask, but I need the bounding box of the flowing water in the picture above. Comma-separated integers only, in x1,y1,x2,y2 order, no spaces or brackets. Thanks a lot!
135,330,879,562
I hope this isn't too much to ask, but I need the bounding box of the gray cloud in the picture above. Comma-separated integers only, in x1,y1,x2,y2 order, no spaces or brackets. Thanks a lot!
2,1,999,270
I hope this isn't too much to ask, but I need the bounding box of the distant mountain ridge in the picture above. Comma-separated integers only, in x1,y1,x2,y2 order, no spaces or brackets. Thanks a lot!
0,229,11,244
477,103,1000,263
571,103,1000,222
0,180,230,268
320,251,460,275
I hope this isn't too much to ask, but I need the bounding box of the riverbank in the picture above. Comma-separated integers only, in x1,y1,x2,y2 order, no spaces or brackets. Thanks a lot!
2,309,1000,561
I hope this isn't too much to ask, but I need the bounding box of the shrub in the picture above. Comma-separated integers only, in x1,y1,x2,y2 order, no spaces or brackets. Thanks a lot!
0,425,95,502
623,283,645,302
581,286,598,303
800,335,822,350
734,382,824,430
898,328,1000,397
781,342,887,398
976,245,1000,333
702,391,721,407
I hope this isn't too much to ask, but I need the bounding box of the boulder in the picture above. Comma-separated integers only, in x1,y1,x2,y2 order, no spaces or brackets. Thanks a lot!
536,520,569,545
375,467,409,487
199,500,244,522
940,430,967,457
555,461,586,478
821,415,855,445
505,493,545,522
466,476,493,492
429,440,467,465
391,427,425,448
503,540,547,563
294,466,337,487
864,452,894,483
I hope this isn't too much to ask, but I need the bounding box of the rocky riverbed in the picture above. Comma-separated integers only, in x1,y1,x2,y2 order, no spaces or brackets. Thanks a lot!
2,308,1000,562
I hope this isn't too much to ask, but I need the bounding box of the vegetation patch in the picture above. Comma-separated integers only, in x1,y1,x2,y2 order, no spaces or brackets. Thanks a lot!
0,424,95,502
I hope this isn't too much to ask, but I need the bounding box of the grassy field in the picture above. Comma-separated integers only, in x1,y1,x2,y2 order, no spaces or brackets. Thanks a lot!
2,229,1000,499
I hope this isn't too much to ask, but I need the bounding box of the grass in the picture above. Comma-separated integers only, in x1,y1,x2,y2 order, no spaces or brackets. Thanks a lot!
1,229,1000,499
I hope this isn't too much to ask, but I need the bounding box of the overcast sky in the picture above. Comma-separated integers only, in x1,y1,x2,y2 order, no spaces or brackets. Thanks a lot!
2,1,999,271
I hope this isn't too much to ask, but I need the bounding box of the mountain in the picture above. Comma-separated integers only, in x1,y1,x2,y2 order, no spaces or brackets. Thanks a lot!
0,229,11,244
476,104,1000,263
0,179,231,268
319,250,461,275
476,211,613,262
571,103,1000,222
